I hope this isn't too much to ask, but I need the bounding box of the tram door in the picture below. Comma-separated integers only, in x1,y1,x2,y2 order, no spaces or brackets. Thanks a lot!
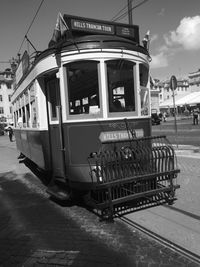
46,76,66,179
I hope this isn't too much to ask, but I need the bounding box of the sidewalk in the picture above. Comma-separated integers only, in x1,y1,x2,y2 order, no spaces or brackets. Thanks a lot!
0,135,200,267
173,144,200,159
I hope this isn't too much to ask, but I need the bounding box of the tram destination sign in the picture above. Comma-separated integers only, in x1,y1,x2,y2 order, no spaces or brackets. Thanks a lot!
71,19,115,35
116,26,138,40
15,50,30,85
64,15,139,42
99,129,144,142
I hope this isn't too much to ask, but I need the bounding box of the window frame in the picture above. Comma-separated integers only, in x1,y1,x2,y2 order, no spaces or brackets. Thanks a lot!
65,59,103,120
46,76,61,122
105,59,138,118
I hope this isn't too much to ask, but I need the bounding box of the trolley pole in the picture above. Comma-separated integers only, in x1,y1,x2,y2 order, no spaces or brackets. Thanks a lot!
128,0,133,25
170,75,178,148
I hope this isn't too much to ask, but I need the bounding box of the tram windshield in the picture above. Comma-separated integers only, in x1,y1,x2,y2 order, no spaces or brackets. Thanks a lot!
65,59,149,118
106,59,136,113
66,60,100,115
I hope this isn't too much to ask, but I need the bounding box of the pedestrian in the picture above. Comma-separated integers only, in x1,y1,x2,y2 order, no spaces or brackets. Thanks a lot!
8,126,13,142
192,109,199,125
163,112,167,122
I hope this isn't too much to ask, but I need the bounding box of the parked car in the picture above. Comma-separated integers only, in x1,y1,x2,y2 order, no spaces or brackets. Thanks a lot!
0,129,4,136
151,110,161,125
0,122,7,135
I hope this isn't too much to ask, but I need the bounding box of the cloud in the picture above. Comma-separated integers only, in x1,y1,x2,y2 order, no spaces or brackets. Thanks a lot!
150,15,200,70
158,8,165,17
150,34,158,43
165,16,200,50
150,52,169,69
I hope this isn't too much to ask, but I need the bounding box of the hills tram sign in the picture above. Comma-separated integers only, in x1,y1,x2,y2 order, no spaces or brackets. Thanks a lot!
170,75,177,91
64,14,140,43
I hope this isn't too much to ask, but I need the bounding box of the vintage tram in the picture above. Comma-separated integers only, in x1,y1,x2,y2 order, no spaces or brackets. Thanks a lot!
12,14,180,219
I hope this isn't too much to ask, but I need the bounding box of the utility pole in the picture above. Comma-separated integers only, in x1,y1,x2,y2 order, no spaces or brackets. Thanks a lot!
170,75,178,148
128,0,133,25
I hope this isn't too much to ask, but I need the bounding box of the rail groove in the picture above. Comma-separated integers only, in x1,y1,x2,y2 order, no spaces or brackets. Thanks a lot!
118,215,200,265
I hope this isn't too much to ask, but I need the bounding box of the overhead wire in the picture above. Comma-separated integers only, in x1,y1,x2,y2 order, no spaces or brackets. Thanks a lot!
111,1,132,21
17,0,45,55
112,0,150,22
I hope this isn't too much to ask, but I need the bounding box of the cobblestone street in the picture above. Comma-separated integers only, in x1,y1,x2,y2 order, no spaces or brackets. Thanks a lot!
0,136,200,267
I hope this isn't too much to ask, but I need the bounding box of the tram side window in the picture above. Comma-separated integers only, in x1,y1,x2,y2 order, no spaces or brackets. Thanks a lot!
46,77,60,120
139,63,149,87
31,100,37,128
66,60,100,115
26,104,30,127
22,106,26,127
106,60,136,113
139,63,149,116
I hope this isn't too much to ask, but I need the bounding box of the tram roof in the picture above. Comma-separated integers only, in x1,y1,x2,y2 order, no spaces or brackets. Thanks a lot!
48,14,140,48
13,14,148,89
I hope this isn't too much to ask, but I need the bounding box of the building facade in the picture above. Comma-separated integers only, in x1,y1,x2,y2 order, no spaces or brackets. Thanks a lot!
152,78,190,113
188,69,200,92
158,78,190,104
150,78,160,113
0,68,14,123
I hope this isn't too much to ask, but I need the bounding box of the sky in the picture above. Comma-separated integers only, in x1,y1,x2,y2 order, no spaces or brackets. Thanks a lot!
0,0,200,81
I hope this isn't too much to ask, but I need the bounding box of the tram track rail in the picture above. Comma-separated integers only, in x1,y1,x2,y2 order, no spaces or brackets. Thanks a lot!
118,215,200,265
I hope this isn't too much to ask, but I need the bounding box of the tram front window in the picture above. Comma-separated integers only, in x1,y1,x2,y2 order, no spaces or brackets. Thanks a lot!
66,60,100,116
106,59,136,113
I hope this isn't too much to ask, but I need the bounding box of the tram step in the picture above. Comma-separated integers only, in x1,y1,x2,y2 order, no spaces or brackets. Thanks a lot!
46,185,70,201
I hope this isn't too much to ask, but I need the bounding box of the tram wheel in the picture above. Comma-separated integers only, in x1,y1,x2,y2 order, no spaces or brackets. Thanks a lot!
101,208,114,222
167,190,175,205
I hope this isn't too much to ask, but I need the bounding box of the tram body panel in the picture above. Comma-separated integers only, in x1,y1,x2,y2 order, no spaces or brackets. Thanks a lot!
48,124,66,178
68,118,150,181
65,118,151,165
14,129,51,170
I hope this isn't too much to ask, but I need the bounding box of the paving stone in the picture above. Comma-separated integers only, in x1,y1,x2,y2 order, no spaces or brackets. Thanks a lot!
0,136,200,267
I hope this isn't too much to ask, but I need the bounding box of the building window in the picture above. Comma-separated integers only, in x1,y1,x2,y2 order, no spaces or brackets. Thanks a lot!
8,95,12,102
0,95,2,102
7,83,11,89
0,107,4,114
10,106,12,114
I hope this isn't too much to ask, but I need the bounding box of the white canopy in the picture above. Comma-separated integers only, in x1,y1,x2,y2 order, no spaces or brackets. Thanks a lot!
159,92,200,108
176,91,200,106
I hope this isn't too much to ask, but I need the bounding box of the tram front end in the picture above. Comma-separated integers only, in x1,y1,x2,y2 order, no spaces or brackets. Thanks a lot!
88,131,180,219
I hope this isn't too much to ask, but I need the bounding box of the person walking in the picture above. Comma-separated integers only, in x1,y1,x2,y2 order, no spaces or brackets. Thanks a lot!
8,126,14,142
192,109,199,125
163,112,167,122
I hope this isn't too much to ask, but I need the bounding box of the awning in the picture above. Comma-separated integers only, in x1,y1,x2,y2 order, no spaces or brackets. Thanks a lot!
176,92,200,106
159,92,200,108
